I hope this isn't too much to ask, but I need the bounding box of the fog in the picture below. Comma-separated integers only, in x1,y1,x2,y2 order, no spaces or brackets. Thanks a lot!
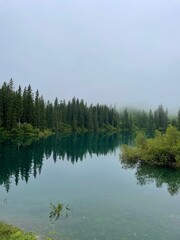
1,0,180,112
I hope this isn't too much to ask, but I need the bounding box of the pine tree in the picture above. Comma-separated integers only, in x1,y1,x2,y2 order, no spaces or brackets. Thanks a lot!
86,105,93,131
147,109,154,134
72,97,77,132
21,85,35,125
154,105,168,132
53,97,59,130
39,96,45,130
92,106,98,131
34,90,40,128
121,108,132,132
15,86,23,127
46,101,53,129
26,85,35,124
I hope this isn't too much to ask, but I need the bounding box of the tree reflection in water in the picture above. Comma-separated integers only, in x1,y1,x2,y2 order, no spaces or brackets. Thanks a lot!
0,133,131,192
120,157,180,196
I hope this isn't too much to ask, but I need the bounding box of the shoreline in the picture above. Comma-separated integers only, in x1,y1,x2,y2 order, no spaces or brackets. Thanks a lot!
0,221,38,240
0,221,53,240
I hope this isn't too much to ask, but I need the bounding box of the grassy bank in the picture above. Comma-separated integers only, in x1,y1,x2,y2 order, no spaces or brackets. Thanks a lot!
0,124,54,141
0,123,119,142
0,221,37,240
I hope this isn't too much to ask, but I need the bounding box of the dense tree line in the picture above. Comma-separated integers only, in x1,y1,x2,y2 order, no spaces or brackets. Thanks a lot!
0,79,180,135
0,80,119,134
119,105,177,135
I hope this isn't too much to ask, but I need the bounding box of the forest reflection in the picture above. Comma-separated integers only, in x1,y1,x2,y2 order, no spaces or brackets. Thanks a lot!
0,133,132,192
1,132,179,196
120,158,180,196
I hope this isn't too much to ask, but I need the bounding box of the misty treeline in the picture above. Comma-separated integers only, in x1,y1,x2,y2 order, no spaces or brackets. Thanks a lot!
0,79,119,134
0,79,180,135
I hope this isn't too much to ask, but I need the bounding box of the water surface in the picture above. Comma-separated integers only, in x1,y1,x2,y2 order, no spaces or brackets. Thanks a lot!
0,133,180,240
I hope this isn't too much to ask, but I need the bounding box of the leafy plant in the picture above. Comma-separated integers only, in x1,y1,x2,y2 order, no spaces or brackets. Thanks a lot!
49,202,70,224
0,221,36,240
121,126,180,167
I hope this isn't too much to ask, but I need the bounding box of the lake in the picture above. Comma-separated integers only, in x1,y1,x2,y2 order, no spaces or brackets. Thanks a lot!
0,133,180,240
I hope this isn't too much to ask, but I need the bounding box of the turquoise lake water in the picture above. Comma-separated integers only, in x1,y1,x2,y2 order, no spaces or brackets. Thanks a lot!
0,133,180,240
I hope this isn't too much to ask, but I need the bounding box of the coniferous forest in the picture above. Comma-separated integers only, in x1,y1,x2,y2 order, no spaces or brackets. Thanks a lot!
1,79,180,138
0,79,119,137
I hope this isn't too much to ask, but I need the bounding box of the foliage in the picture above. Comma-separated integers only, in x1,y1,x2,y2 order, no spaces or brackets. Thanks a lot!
0,221,37,240
1,80,180,137
121,145,139,162
121,126,180,167
0,80,120,136
49,202,70,224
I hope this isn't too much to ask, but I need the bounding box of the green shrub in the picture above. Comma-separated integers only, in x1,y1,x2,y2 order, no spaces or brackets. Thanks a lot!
121,145,140,162
0,222,37,240
121,126,180,167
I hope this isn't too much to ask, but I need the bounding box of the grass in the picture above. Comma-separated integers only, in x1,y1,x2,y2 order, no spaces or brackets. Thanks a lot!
0,221,37,240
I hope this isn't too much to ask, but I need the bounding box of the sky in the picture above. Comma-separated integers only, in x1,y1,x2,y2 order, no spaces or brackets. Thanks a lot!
1,0,180,112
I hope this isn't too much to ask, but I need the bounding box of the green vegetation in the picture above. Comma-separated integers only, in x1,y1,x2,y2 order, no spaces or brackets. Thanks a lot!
0,221,37,240
0,124,53,141
49,202,70,224
119,105,169,135
0,80,120,138
0,221,57,240
1,79,180,138
121,126,180,167
0,202,70,239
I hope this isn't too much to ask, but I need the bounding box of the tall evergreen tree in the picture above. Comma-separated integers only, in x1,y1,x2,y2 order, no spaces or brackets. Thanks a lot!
154,105,168,132
34,90,40,128
15,86,23,127
45,101,53,129
147,109,154,134
26,84,34,124
86,105,93,131
53,97,59,130
21,85,35,125
39,96,45,130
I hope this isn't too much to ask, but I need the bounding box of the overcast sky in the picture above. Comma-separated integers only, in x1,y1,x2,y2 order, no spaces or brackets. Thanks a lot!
1,0,180,112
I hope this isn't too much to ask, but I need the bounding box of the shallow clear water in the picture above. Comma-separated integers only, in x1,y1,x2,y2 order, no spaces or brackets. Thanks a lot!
0,133,180,240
